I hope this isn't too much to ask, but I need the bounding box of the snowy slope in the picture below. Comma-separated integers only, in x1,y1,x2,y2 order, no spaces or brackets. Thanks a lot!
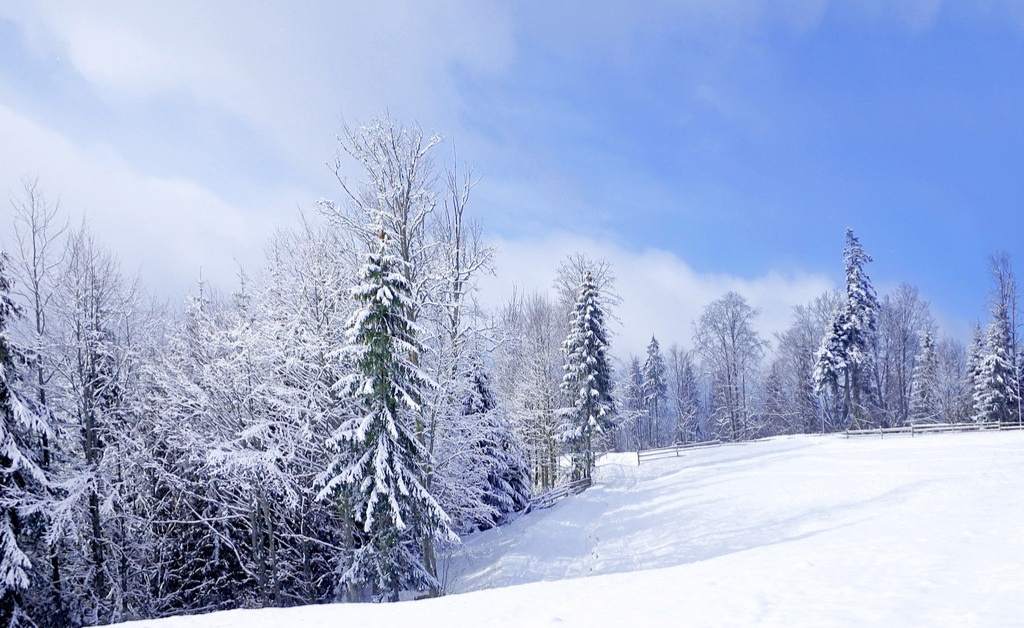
118,432,1024,627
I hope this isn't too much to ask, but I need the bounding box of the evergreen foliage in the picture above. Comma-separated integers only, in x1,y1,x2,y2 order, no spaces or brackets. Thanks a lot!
463,359,531,529
317,236,456,601
910,331,939,424
973,303,1020,425
0,252,51,628
814,229,879,429
559,272,616,479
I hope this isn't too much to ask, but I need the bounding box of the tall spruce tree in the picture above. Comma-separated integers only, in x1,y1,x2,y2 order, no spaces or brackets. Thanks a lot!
1,252,51,628
974,303,1020,425
641,337,667,446
814,229,878,429
317,234,455,602
910,331,940,424
463,358,531,529
559,271,616,479
966,324,985,420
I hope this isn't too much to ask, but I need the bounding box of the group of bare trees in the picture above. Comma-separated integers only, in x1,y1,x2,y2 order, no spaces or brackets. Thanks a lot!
616,233,1022,450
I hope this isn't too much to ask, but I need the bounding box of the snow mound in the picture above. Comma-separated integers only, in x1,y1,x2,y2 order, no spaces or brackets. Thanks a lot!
117,432,1024,627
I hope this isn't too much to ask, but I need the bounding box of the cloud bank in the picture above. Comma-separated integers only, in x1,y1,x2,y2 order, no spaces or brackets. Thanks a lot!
479,233,834,359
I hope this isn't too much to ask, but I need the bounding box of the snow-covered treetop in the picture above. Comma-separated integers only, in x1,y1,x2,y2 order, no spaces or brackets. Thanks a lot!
642,336,667,403
843,228,879,342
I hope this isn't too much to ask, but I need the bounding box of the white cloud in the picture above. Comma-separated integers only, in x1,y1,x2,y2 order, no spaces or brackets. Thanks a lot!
0,1,517,169
478,233,834,359
0,1,518,298
0,102,287,297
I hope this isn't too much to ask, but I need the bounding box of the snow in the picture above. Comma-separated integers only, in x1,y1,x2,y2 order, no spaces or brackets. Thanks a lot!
115,432,1024,627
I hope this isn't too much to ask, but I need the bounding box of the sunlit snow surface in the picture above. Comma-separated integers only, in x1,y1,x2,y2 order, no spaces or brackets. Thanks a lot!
118,432,1024,627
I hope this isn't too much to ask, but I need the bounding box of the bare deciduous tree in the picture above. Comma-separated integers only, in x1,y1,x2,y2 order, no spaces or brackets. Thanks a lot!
694,292,766,441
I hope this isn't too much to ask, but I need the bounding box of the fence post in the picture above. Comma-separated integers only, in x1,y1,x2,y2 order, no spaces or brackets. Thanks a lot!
636,450,640,466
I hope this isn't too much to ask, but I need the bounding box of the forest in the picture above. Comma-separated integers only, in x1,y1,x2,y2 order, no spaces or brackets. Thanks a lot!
1,117,1021,627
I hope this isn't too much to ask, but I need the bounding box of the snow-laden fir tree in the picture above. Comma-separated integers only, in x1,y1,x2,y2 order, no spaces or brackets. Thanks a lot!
0,251,52,628
909,331,940,424
559,271,616,479
839,228,879,427
814,229,878,429
842,230,880,358
965,324,985,418
813,311,847,396
973,302,1020,425
463,358,531,529
317,233,456,602
641,336,667,447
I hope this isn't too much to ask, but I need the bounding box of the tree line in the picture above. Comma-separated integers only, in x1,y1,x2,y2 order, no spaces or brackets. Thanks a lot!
1,115,1020,626
616,231,1021,451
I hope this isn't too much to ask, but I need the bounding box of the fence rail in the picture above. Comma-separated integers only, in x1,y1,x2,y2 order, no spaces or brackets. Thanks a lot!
843,421,1024,438
528,477,592,511
636,439,722,465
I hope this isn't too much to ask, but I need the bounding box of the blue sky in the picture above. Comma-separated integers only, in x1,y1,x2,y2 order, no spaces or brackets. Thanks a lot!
1,1,1022,355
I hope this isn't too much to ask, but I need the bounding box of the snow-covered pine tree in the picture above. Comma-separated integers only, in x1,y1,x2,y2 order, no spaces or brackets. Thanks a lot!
317,233,455,602
813,310,847,396
909,331,940,424
0,251,52,628
965,324,985,419
842,229,879,427
814,229,878,429
973,303,1020,425
842,229,880,356
559,271,616,479
641,336,667,446
463,358,531,529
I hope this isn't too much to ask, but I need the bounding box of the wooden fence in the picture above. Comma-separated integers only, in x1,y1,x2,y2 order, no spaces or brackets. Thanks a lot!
528,477,592,511
636,440,722,465
845,421,1024,438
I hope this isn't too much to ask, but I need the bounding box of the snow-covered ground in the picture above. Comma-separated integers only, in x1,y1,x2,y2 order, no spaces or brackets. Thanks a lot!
119,432,1024,627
